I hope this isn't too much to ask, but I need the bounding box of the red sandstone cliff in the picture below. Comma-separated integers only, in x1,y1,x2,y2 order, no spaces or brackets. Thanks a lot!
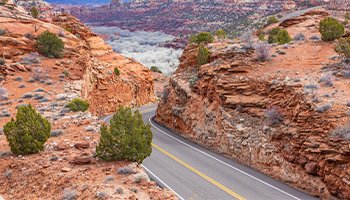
156,10,350,199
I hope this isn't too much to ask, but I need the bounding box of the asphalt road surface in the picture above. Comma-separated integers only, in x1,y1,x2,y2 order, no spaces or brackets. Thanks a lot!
103,104,318,200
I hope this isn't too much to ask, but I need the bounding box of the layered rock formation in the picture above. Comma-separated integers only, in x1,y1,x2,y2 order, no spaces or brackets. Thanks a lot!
0,3,174,200
59,0,328,36
156,11,350,199
0,4,155,115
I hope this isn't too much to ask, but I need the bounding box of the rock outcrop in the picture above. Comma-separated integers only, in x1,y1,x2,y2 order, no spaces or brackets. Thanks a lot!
156,11,350,199
0,6,155,116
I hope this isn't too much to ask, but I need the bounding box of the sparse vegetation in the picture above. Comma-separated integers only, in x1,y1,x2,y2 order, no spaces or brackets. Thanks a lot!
335,37,350,58
0,58,5,66
241,31,254,49
258,34,266,41
62,188,77,200
332,124,350,140
36,31,64,58
30,7,39,19
316,104,332,113
265,107,283,126
294,33,305,41
319,17,344,42
268,27,281,44
215,29,227,41
189,32,214,44
275,29,292,44
24,33,35,39
0,29,6,36
22,53,40,64
189,75,199,88
63,70,69,77
197,43,210,66
31,67,47,81
266,16,279,25
66,98,89,112
255,43,271,62
114,67,120,76
96,107,152,163
4,105,51,155
319,73,334,87
0,0,9,5
150,66,162,73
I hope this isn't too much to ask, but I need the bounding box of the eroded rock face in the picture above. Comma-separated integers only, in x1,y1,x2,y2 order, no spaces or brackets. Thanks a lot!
156,12,350,199
0,10,155,116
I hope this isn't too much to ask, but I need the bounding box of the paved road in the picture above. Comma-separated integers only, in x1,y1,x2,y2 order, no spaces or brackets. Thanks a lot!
104,104,318,200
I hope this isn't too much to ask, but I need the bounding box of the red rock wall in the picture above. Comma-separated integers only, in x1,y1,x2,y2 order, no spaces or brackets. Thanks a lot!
156,44,350,199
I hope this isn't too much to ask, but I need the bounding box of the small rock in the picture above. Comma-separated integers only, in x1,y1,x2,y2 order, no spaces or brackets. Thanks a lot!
74,142,90,149
22,93,33,99
105,175,114,183
45,79,54,85
57,142,68,151
15,76,23,82
95,191,108,199
85,126,94,132
115,187,123,194
34,88,45,92
61,167,71,172
18,84,26,88
27,78,35,83
71,156,92,165
50,155,59,161
51,129,64,137
117,166,134,175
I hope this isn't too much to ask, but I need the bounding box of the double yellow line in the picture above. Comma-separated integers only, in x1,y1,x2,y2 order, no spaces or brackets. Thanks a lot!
152,143,246,200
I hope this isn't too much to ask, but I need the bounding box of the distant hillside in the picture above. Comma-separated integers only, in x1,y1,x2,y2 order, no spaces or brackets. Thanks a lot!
46,0,110,5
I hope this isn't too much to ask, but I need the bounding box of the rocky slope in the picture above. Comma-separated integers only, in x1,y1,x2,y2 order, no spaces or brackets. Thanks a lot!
156,10,350,199
0,3,175,200
58,0,327,36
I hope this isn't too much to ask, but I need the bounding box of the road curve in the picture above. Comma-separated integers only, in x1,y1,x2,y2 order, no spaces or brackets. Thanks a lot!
103,104,318,200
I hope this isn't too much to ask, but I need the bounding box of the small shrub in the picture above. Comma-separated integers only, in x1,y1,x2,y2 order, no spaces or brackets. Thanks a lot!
335,37,350,58
258,34,266,41
316,104,332,113
0,29,6,36
150,66,162,73
268,27,282,44
189,32,214,44
30,7,39,19
113,67,120,76
265,108,283,126
310,35,321,41
24,33,35,39
319,73,334,87
63,70,69,77
319,17,344,41
294,33,305,41
255,43,271,61
332,124,350,140
96,107,152,163
189,75,199,88
215,29,227,40
117,166,134,175
197,43,210,66
66,98,89,112
115,187,123,194
276,29,292,44
241,31,254,49
31,67,47,81
4,105,51,155
21,52,40,64
267,16,279,25
62,188,77,200
0,58,5,65
36,31,64,58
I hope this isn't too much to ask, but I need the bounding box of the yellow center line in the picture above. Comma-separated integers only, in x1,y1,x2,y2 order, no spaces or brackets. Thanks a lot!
152,143,246,200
